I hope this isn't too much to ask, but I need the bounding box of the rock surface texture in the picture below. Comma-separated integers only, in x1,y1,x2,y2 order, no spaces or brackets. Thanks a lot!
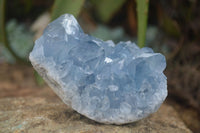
29,14,167,124
0,97,191,133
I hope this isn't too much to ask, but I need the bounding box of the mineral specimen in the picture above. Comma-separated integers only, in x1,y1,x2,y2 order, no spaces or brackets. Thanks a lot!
29,14,167,124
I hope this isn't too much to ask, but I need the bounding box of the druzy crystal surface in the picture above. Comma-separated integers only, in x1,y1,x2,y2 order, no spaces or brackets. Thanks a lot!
29,14,167,124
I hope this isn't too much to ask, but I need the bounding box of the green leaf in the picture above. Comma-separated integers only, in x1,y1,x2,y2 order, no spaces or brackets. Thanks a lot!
3,20,34,62
136,0,149,48
51,0,85,20
90,0,126,22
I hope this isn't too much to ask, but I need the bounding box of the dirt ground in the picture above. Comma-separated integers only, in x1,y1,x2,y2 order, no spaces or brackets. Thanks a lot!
0,63,56,99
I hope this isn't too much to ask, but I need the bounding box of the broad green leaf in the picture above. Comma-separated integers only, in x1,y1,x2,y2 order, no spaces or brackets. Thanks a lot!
51,0,85,20
136,0,149,48
90,0,126,22
0,20,34,63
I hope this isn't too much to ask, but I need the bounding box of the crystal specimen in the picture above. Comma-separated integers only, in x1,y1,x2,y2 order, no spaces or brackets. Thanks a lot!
29,14,167,124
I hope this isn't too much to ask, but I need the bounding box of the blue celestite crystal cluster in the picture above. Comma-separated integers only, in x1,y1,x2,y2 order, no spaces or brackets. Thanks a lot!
29,14,167,124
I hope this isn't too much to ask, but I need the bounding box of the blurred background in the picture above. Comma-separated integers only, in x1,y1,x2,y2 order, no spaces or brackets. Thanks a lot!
0,0,200,132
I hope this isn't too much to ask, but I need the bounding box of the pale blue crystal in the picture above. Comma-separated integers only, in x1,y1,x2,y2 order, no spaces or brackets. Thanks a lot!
29,14,167,124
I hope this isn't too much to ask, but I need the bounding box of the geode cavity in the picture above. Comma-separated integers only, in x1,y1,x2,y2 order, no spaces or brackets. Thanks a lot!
29,14,167,124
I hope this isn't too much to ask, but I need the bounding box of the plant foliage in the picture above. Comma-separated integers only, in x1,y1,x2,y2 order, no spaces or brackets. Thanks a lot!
51,0,85,20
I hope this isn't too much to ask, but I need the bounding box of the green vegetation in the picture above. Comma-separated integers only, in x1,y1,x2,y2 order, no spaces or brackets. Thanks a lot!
50,0,149,47
1,0,150,62
90,0,126,22
136,0,149,48
0,0,29,64
51,0,85,20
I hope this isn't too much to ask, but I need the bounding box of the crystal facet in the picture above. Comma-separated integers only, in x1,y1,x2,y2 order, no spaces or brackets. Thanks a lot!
29,14,167,124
